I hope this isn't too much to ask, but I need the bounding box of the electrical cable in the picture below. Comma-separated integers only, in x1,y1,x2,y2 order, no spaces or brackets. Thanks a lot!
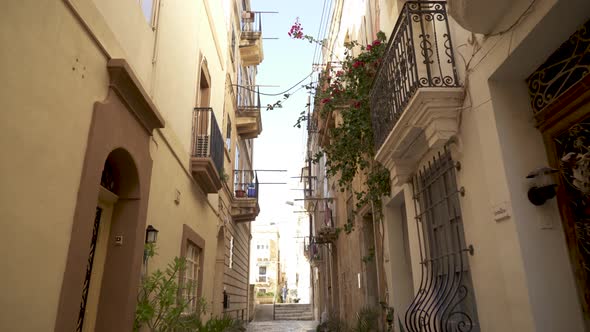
312,0,330,67
232,71,314,96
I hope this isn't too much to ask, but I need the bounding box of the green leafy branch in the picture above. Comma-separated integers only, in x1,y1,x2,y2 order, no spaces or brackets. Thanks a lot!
290,28,391,230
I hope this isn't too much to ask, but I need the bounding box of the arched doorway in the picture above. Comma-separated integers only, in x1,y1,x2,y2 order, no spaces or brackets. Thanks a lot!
77,150,140,331
54,59,164,332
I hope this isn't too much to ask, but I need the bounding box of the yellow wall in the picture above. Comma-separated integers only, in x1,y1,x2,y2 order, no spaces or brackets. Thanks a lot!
145,129,220,312
92,0,155,86
0,1,109,330
0,0,246,329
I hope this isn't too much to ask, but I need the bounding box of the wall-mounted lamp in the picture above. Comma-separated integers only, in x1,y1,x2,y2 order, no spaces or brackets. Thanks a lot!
145,225,159,244
526,167,558,206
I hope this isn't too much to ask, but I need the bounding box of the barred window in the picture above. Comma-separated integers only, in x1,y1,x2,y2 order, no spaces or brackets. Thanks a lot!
405,149,480,332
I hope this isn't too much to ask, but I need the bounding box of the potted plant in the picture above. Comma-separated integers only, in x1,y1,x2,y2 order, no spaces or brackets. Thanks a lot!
235,189,246,198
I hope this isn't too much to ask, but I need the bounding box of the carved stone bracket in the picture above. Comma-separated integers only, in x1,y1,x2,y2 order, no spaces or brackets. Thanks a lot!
375,87,464,186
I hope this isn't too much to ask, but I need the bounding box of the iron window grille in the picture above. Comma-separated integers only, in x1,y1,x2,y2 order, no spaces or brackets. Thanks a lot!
405,148,480,332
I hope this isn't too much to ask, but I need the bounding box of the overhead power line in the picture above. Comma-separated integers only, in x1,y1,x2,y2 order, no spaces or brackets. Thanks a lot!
232,72,314,96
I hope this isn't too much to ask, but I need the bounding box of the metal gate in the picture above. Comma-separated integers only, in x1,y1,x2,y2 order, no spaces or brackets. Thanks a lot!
76,207,103,332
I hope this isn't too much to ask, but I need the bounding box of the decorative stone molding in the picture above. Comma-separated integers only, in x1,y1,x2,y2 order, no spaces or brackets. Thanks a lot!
107,59,165,133
375,87,464,186
231,197,260,222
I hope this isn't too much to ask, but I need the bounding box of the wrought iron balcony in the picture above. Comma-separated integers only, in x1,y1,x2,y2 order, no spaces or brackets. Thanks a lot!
239,11,264,66
231,169,260,222
236,86,262,139
190,107,224,193
370,1,461,152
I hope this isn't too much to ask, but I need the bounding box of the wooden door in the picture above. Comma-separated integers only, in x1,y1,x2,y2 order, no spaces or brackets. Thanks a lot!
537,76,590,327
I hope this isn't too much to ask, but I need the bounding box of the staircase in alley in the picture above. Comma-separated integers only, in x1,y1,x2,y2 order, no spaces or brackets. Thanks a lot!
273,303,313,320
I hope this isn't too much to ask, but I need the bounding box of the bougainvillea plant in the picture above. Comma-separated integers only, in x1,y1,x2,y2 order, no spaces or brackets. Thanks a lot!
289,19,391,232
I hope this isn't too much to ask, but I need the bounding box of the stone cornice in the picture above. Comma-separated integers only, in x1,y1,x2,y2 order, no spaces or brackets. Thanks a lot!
107,59,165,133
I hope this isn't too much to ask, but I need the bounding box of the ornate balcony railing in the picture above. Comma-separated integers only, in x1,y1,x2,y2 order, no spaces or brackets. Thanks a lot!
236,86,262,138
233,169,259,199
237,86,261,113
240,11,264,66
190,108,224,193
370,1,459,150
241,11,262,40
192,108,224,173
231,169,260,222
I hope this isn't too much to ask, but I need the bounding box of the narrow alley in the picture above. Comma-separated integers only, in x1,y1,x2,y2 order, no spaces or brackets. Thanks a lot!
2,0,590,331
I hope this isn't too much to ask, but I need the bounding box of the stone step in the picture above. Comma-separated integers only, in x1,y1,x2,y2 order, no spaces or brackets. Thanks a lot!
275,313,314,317
275,309,312,313
274,305,314,321
274,315,314,321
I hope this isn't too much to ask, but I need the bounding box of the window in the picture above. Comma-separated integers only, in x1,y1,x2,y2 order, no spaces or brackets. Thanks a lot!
138,0,155,25
258,266,267,283
231,24,237,62
226,116,232,151
183,242,201,313
406,149,479,330
180,225,204,314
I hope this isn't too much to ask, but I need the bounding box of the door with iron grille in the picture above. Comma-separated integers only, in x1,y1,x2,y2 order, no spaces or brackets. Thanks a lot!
405,148,480,332
527,18,590,326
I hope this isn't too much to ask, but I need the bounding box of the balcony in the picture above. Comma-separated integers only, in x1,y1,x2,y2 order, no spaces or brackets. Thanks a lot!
231,170,260,222
315,226,338,244
370,1,464,186
236,86,262,139
190,108,224,193
239,11,264,66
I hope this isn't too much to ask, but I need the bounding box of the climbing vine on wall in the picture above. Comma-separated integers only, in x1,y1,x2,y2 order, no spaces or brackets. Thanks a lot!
289,18,391,231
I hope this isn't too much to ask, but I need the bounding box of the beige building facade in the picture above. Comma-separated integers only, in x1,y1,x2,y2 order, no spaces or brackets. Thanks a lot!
0,0,263,330
307,0,590,331
249,222,281,303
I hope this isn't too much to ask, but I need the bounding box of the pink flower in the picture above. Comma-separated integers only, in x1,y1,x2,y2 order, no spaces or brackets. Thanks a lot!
352,100,361,108
352,61,364,68
288,18,304,39
335,71,344,77
372,40,381,47
366,44,372,51
321,98,332,104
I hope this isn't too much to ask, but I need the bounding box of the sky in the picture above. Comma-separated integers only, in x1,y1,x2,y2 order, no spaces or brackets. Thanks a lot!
252,0,332,226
